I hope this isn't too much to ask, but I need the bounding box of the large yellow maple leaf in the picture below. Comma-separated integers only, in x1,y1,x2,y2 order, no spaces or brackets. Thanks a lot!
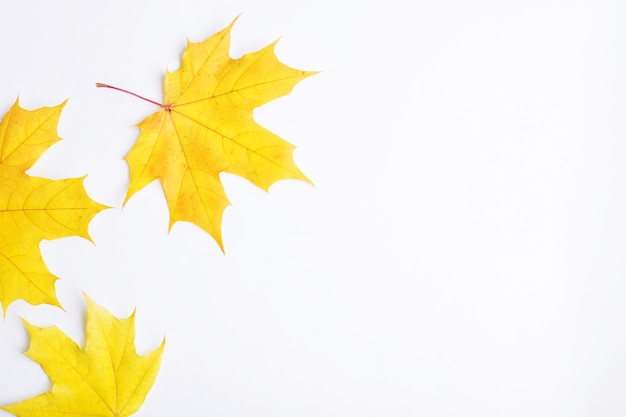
98,18,315,250
0,100,108,315
1,295,165,417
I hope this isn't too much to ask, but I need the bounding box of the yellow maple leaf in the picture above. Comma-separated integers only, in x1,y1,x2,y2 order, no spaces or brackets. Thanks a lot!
98,18,316,250
1,295,165,417
0,100,108,315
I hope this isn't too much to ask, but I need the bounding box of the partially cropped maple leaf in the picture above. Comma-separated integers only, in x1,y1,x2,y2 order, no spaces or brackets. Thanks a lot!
98,17,316,250
1,295,165,417
0,100,108,315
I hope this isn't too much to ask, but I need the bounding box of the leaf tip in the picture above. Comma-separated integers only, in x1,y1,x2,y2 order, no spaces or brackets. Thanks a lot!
82,291,94,307
19,316,32,329
269,36,282,49
231,13,243,26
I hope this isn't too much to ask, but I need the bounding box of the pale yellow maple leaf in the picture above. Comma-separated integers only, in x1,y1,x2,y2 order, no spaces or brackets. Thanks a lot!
98,17,316,250
1,295,165,417
0,100,108,315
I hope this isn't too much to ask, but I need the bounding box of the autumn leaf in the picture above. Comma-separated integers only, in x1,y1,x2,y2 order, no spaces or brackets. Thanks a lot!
1,294,165,417
98,17,316,250
0,100,108,315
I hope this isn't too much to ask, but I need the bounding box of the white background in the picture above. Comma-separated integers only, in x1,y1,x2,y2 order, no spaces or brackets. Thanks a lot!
0,0,625,415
